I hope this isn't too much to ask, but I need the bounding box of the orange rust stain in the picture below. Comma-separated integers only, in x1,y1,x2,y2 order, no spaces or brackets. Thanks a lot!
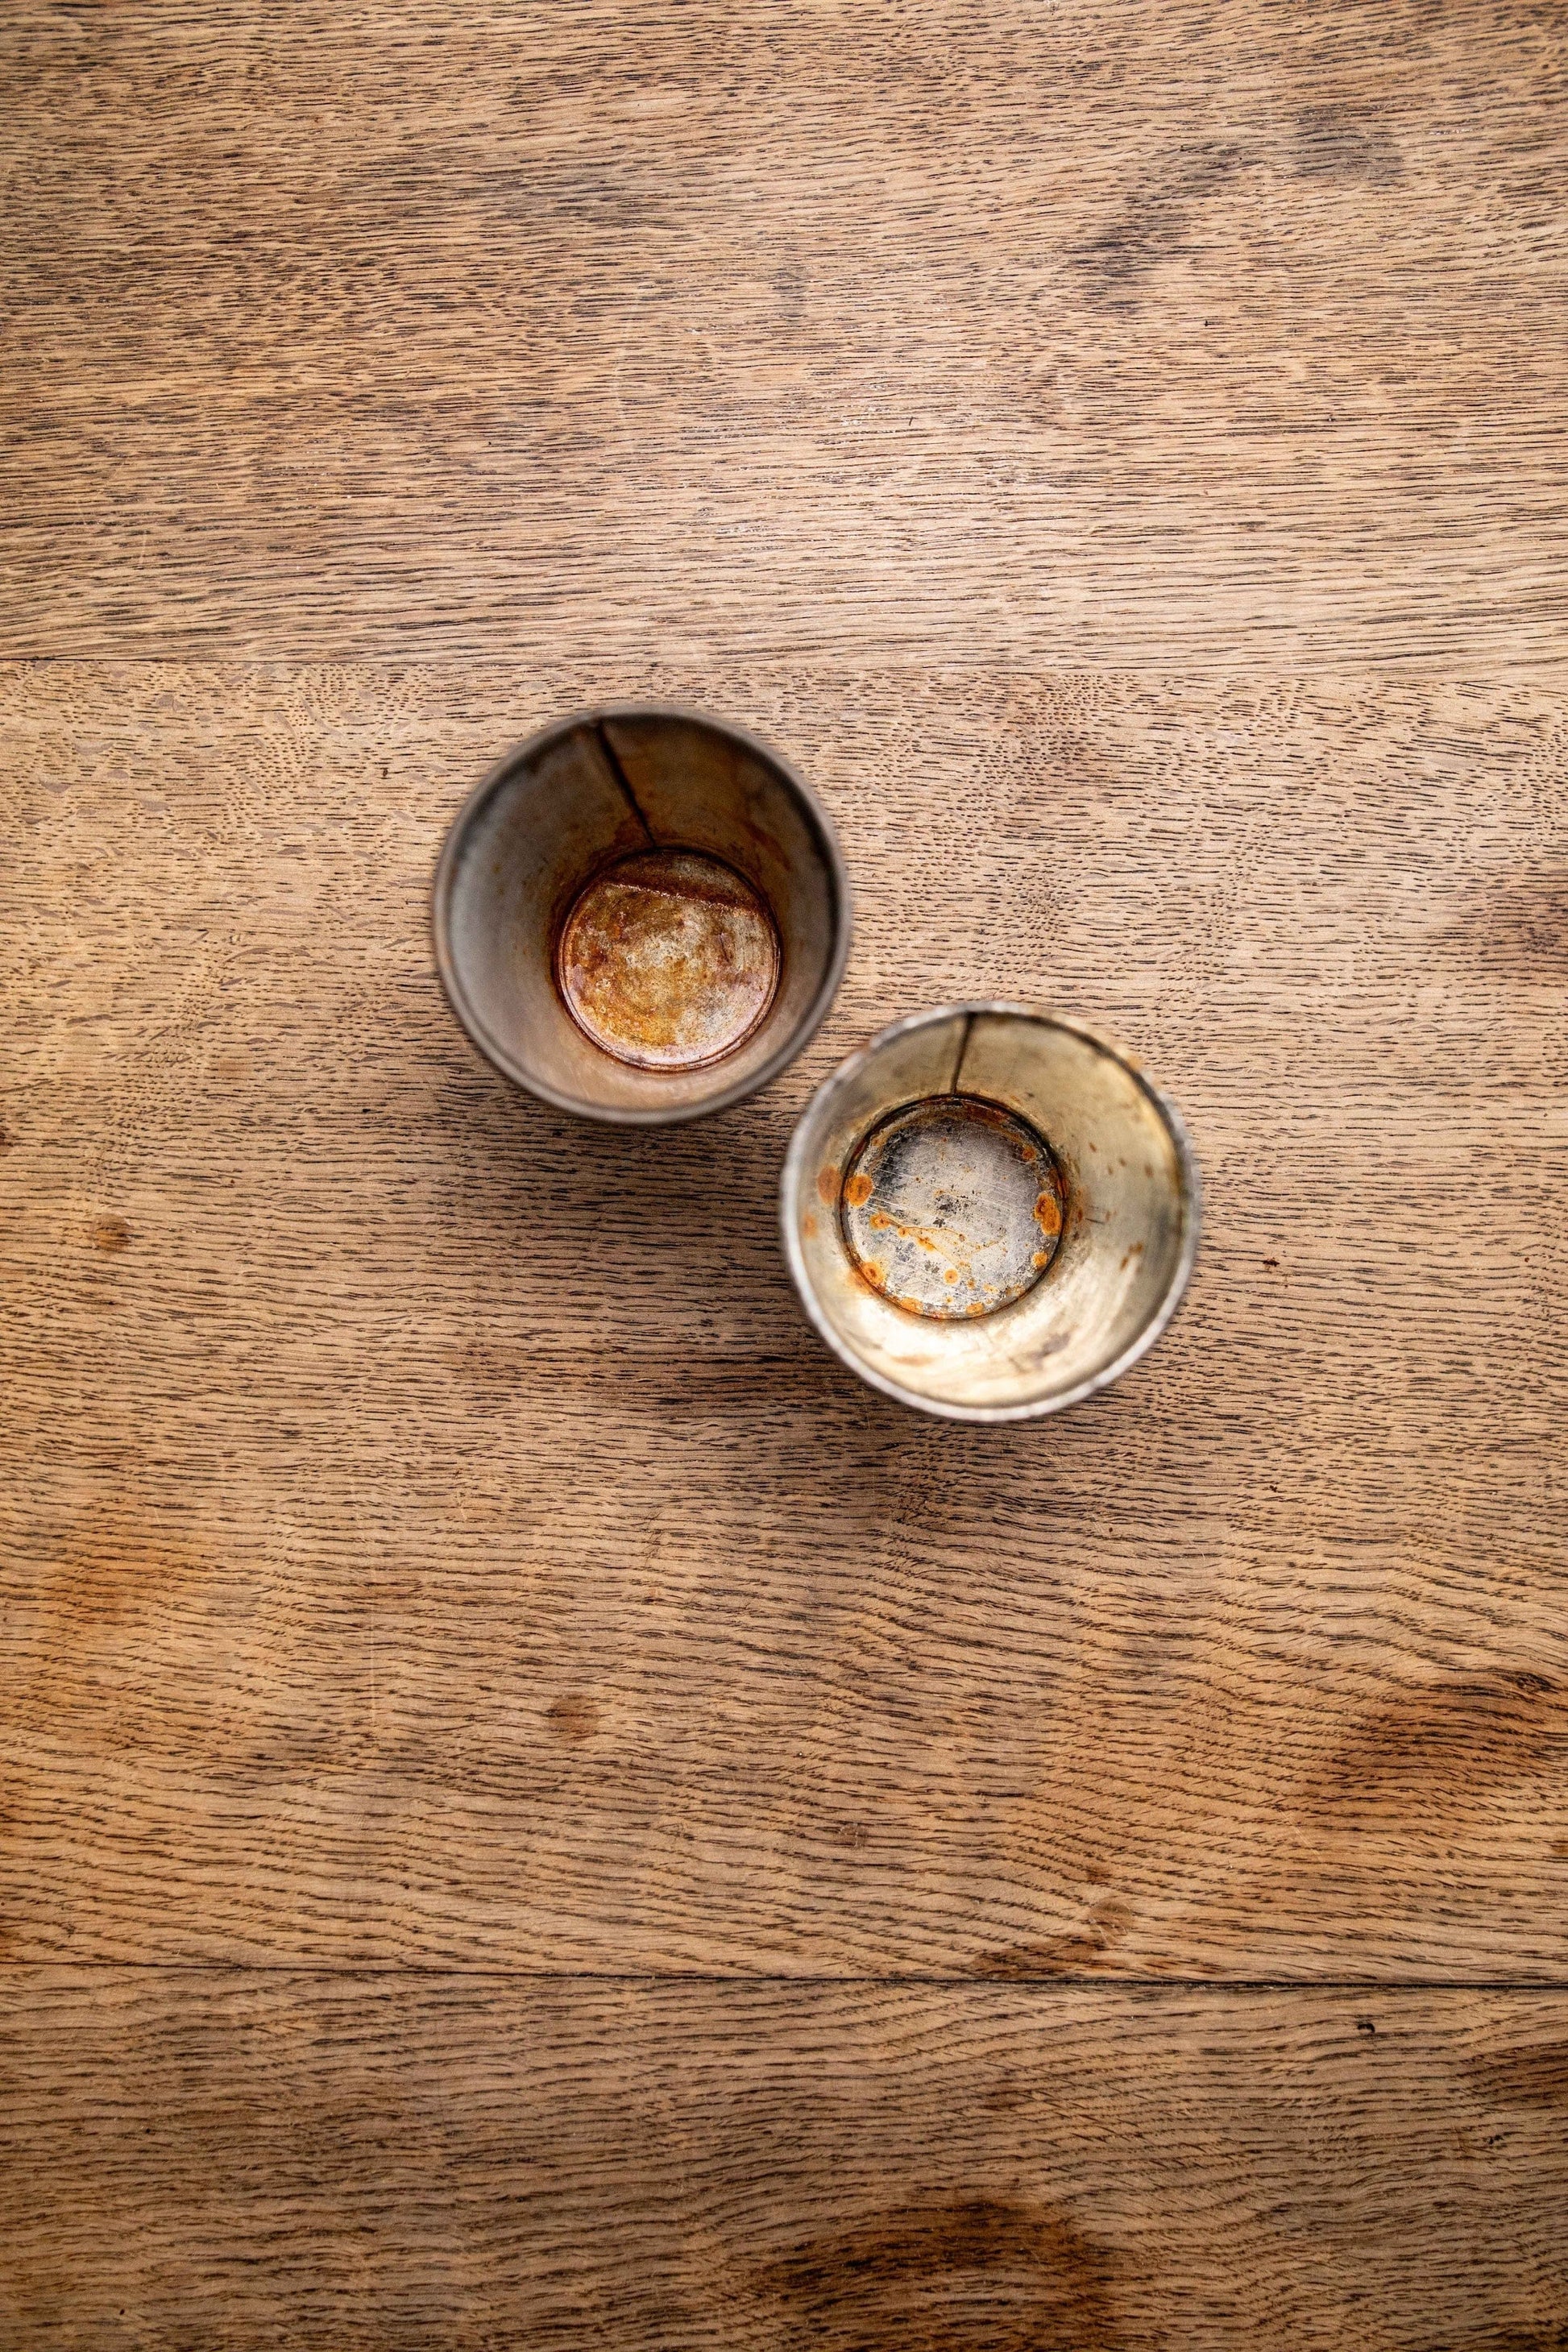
802,1212,817,1238
1035,1190,1063,1239
944,1267,958,1283
90,1217,130,1252
1032,1251,1048,1269
816,1165,840,1207
843,1172,874,1209
556,848,778,1070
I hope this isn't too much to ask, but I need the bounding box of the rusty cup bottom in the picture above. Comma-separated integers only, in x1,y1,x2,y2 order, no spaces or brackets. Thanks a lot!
555,848,781,1072
840,1094,1065,1320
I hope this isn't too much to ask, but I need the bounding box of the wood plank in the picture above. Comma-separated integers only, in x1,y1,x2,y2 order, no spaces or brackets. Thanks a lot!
2,0,1565,665
3,1975,1568,2350
2,660,1564,1974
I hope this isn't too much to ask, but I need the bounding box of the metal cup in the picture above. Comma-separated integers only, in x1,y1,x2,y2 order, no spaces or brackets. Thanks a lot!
781,1003,1201,1421
433,704,851,1124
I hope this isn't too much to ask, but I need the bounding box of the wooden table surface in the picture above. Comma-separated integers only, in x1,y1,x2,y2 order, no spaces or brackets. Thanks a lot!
3,3,1566,2345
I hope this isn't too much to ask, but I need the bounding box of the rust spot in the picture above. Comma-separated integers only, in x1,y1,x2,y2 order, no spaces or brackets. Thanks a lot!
556,848,778,1070
1033,1251,1048,1269
90,1216,130,1252
1462,2043,1568,2109
753,2197,1124,2352
545,1694,599,1743
817,1165,841,1208
802,1212,818,1238
840,1094,1064,1321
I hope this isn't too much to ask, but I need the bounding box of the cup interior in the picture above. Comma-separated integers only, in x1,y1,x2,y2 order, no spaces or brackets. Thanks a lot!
434,707,849,1122
782,1006,1200,1419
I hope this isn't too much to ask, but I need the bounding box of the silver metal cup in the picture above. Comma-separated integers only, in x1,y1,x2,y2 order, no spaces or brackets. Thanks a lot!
433,704,851,1125
781,1003,1201,1421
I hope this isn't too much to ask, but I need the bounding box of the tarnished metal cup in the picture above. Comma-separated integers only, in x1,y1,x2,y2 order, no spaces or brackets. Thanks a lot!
433,705,850,1124
782,1004,1201,1421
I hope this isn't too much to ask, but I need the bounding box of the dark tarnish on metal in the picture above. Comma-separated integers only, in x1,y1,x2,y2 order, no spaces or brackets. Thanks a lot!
840,1095,1064,1319
556,849,781,1072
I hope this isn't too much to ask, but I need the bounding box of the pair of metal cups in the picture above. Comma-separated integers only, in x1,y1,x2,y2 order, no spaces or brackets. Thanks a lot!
433,705,1200,1422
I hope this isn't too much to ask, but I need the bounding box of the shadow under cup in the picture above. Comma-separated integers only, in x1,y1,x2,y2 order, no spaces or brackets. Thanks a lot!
433,707,851,1124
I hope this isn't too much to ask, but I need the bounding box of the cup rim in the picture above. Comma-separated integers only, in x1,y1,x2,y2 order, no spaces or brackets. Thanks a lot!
779,1002,1203,1423
432,701,853,1126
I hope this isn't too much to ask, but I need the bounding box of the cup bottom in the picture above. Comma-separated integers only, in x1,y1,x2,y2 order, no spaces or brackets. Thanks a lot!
555,848,781,1072
840,1093,1065,1321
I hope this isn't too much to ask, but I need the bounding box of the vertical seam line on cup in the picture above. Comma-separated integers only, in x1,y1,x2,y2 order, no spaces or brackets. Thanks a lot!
949,1011,975,1095
592,719,657,847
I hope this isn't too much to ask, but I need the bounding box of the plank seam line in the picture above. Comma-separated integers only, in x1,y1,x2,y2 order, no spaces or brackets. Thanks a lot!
4,1968,1568,1989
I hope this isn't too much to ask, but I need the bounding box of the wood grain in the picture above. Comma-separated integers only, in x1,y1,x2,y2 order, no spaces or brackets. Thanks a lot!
3,660,1564,1975
5,2,1566,2328
2,0,1566,666
4,1975,1568,2350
